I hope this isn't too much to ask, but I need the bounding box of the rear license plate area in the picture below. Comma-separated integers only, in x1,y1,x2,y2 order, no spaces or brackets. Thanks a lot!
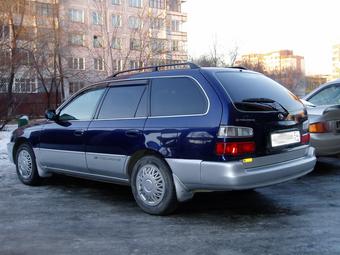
271,130,300,148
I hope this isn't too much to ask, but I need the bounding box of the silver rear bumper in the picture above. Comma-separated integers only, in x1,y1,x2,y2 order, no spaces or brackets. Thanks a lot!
7,142,14,163
167,146,316,201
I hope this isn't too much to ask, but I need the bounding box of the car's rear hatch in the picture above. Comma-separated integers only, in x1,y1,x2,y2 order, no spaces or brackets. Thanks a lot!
206,69,309,160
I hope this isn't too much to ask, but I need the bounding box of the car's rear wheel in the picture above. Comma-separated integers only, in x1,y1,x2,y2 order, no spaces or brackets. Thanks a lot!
15,143,41,186
131,155,177,215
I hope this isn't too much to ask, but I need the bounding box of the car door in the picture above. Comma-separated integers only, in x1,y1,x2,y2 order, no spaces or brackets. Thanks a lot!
85,80,148,179
39,87,106,173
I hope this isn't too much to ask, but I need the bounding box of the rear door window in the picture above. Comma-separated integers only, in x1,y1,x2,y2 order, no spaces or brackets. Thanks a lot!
216,72,303,113
98,85,147,119
150,77,208,117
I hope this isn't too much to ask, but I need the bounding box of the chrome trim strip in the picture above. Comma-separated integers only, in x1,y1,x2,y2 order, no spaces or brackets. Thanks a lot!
94,117,147,121
39,148,84,154
47,167,129,184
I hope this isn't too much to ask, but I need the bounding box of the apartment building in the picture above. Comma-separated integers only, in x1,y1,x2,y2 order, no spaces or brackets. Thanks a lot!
0,0,188,116
236,50,305,74
332,44,340,80
235,50,305,96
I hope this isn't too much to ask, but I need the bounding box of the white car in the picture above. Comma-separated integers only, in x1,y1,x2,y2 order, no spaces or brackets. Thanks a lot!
303,79,340,156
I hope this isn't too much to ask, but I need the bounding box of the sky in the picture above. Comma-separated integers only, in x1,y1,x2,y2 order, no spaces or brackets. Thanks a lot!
182,0,340,75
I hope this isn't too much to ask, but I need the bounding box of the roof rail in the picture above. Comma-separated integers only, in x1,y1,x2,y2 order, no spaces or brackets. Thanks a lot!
108,62,200,78
227,66,248,70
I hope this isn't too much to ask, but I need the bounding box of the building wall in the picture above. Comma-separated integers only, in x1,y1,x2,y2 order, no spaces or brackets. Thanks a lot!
332,44,340,80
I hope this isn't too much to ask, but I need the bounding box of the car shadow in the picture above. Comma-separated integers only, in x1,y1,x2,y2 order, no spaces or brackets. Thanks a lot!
175,190,297,218
43,174,300,219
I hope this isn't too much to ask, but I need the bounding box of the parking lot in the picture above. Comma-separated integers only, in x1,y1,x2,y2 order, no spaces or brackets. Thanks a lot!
1,157,340,255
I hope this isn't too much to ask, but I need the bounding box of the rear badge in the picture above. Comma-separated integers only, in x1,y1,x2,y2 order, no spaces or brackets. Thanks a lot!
278,113,285,120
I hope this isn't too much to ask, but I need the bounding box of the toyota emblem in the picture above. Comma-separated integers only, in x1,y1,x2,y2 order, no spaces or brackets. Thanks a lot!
278,113,285,120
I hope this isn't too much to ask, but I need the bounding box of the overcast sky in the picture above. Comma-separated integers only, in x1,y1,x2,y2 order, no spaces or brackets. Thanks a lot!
183,0,340,75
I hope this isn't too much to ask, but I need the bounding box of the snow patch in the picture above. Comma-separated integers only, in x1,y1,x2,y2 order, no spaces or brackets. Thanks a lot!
0,125,17,164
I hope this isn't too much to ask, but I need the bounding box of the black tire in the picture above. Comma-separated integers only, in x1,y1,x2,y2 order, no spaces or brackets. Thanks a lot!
131,155,178,215
15,143,41,186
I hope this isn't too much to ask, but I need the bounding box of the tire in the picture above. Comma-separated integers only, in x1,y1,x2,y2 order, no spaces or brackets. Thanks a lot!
15,143,41,186
131,155,178,215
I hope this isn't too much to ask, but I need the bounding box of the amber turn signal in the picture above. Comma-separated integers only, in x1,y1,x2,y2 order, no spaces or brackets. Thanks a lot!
309,122,328,133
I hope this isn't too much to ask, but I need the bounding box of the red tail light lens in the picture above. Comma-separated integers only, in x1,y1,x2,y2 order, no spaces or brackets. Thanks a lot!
216,142,255,156
301,133,310,144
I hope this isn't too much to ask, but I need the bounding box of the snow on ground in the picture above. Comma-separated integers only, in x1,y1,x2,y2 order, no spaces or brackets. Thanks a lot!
0,125,16,166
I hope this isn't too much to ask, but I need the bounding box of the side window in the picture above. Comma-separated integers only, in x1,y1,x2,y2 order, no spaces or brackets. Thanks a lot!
151,77,208,117
308,85,340,106
98,85,147,119
59,88,105,121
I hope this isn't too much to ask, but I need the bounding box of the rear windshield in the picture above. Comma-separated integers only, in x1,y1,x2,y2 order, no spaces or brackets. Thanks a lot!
215,72,303,113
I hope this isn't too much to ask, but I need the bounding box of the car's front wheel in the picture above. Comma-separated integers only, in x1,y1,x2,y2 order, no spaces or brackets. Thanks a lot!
15,143,41,186
131,155,178,215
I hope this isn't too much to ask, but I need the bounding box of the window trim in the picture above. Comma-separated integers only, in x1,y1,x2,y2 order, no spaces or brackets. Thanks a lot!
57,76,210,121
106,76,210,119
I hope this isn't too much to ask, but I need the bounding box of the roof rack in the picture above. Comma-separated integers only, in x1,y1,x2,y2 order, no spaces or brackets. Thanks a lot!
227,66,248,70
109,62,200,78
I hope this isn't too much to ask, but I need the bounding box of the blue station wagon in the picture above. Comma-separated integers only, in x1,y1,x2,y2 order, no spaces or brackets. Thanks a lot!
7,63,316,215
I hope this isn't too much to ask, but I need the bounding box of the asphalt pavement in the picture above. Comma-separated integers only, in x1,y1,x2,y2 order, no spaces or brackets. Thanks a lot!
1,157,340,255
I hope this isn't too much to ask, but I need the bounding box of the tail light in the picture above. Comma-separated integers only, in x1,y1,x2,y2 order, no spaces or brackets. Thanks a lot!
301,133,310,144
216,142,255,156
309,122,328,133
217,126,253,138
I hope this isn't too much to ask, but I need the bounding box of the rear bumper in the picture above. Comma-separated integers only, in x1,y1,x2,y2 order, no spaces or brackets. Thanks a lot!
311,133,340,156
199,146,316,190
7,142,14,163
167,146,316,198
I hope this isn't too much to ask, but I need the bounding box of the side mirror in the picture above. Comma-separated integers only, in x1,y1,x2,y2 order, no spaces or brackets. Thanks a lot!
45,109,57,120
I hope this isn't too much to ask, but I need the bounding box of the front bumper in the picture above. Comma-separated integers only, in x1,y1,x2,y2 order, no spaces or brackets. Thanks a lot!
7,142,14,163
311,133,340,156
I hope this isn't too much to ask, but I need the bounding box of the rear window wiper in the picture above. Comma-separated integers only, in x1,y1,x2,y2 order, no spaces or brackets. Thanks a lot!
235,97,289,114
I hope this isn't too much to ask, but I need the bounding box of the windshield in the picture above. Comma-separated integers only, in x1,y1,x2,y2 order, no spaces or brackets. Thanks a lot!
215,71,303,113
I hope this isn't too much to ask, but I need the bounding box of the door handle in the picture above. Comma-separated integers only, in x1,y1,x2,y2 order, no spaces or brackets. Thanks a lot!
74,129,85,136
125,130,142,138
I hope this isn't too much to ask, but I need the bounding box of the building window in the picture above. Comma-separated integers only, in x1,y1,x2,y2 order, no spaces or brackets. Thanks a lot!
129,60,143,69
13,78,37,93
150,18,163,30
69,81,85,94
151,39,165,52
112,14,122,27
112,0,121,5
92,11,103,25
129,0,142,8
111,37,122,49
168,0,180,12
36,2,53,16
149,0,164,9
171,40,179,51
69,9,84,23
68,57,85,70
113,59,123,71
69,34,85,46
93,35,103,48
171,20,181,32
128,16,141,29
94,58,105,71
130,39,141,50
0,78,7,93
